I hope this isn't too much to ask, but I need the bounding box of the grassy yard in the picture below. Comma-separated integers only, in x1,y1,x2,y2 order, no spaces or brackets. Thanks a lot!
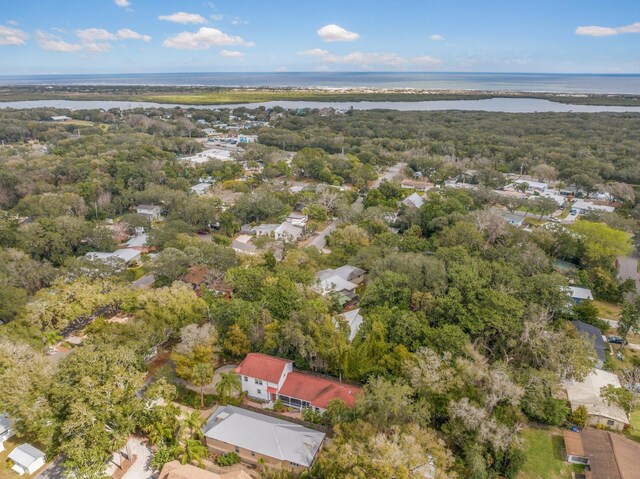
624,410,640,443
594,300,622,320
519,428,575,479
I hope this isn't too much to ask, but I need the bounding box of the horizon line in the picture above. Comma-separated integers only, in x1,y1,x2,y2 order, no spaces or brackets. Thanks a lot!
1,71,640,77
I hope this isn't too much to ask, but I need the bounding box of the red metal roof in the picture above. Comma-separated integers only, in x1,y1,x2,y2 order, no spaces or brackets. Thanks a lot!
235,353,292,384
278,371,361,409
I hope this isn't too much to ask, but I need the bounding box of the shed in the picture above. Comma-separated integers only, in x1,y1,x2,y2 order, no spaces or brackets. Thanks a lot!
8,443,46,475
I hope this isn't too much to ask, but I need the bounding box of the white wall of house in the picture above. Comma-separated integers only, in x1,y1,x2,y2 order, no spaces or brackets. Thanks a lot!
240,363,293,401
241,376,278,401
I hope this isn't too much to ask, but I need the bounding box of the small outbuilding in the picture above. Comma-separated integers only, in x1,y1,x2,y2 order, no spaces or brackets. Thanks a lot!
7,443,46,475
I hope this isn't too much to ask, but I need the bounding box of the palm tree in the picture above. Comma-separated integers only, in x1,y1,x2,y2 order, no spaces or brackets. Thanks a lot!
183,411,204,439
191,362,215,409
147,421,173,446
216,370,242,401
179,438,209,466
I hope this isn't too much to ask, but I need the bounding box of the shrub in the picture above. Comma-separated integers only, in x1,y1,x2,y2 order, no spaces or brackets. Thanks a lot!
215,452,240,467
568,405,589,428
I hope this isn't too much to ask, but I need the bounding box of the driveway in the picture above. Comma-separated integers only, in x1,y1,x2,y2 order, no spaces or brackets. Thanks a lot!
308,219,338,251
181,364,238,395
34,457,65,479
119,438,155,479
617,250,640,300
371,162,406,188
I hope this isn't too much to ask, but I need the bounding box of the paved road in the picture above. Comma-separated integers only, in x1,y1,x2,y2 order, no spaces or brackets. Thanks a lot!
617,250,640,300
600,318,640,352
34,457,65,479
309,219,338,250
371,162,406,188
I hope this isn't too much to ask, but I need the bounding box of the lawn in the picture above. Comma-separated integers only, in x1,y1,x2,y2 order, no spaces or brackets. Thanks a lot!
594,300,622,321
625,410,640,443
519,428,574,479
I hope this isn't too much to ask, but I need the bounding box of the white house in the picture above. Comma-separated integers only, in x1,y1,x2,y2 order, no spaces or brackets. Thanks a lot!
539,191,566,207
572,200,615,215
314,274,358,296
0,414,14,452
236,353,293,402
500,213,524,228
86,248,141,265
285,213,308,228
50,115,71,122
236,353,361,411
135,204,163,221
274,222,303,242
402,192,424,208
568,286,594,304
340,308,364,341
563,369,629,431
253,224,279,237
7,444,46,475
191,183,211,196
314,265,365,297
125,232,148,250
514,179,548,192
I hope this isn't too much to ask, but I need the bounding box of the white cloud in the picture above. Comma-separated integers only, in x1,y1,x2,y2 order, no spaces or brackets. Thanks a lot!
159,12,208,25
163,27,253,49
83,42,112,53
317,24,359,42
114,0,130,7
322,51,441,69
0,25,29,46
35,31,82,52
6,20,18,26
76,28,116,42
211,14,224,21
229,16,248,25
275,67,289,72
430,34,444,41
300,48,329,56
220,49,244,58
315,65,331,72
117,28,151,42
576,22,640,37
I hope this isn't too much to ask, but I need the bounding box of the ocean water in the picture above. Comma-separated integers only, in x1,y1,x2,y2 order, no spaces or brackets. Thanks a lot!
1,72,640,94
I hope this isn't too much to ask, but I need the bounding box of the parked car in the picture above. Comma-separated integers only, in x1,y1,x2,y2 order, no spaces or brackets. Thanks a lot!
569,209,577,216
607,335,625,344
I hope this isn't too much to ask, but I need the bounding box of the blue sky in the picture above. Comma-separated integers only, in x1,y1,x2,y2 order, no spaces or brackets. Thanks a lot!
1,0,639,74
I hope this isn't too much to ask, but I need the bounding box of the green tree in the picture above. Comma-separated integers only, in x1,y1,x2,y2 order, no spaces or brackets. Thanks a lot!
223,324,251,357
216,370,242,400
191,362,215,409
618,300,640,352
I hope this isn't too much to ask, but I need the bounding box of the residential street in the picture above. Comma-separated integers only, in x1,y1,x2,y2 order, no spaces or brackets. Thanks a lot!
309,219,338,251
371,162,406,188
34,457,65,479
617,250,640,300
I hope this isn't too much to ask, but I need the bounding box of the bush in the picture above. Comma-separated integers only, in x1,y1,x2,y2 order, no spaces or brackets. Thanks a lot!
174,384,217,409
215,452,240,467
568,405,589,428
272,398,285,412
